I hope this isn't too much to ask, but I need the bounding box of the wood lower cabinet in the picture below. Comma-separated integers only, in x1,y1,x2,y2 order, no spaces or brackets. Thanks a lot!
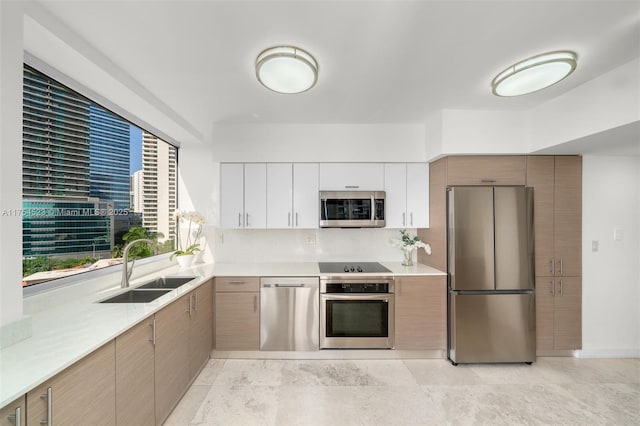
190,280,214,378
26,341,115,426
0,396,24,426
395,276,447,350
115,318,155,426
155,293,191,424
215,277,260,350
536,277,582,350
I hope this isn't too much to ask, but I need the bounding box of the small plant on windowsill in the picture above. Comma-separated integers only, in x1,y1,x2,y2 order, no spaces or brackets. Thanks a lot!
170,210,205,266
390,229,431,266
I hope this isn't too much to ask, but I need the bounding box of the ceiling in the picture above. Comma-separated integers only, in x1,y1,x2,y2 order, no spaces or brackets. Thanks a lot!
33,0,640,151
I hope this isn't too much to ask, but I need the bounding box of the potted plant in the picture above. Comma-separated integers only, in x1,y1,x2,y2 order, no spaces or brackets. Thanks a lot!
390,229,431,266
170,210,205,266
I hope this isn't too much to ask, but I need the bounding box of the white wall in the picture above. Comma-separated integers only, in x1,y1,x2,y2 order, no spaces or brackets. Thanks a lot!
581,156,640,357
0,1,26,327
529,58,640,153
177,145,219,264
213,228,416,264
423,59,640,160
211,123,427,163
440,109,528,155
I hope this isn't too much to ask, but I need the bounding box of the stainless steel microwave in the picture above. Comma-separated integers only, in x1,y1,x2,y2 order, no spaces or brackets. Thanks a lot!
319,191,385,228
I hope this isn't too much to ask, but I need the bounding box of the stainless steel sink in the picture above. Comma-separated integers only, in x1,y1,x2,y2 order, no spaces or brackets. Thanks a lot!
100,289,171,303
136,276,196,289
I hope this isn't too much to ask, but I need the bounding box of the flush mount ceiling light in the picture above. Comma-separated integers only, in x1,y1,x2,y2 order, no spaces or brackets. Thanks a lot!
491,51,577,97
255,46,318,94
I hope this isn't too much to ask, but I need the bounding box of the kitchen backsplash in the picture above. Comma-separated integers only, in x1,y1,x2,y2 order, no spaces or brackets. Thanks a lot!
208,228,417,263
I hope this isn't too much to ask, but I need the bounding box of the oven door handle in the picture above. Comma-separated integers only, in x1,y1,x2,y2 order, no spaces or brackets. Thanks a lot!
321,294,393,301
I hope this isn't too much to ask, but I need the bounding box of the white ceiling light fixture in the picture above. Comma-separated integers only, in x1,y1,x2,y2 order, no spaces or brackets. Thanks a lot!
256,46,318,94
491,51,577,97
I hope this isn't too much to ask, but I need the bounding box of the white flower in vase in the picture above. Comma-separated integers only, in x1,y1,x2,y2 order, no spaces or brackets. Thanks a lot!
390,229,431,266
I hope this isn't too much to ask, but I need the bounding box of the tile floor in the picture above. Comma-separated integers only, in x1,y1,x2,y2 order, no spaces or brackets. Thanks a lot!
165,357,640,425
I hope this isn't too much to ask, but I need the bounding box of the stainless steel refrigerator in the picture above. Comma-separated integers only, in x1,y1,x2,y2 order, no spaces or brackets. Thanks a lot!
447,186,535,364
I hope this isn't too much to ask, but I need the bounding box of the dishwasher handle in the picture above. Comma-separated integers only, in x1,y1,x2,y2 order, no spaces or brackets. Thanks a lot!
260,277,319,289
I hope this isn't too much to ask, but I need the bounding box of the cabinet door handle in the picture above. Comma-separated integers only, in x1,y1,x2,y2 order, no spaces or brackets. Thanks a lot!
6,407,21,425
288,212,291,227
295,213,299,227
194,291,199,312
559,259,564,276
187,295,193,316
550,258,555,276
345,185,359,189
410,212,413,227
402,212,406,227
550,279,555,295
227,281,246,285
238,213,242,227
150,319,156,346
40,387,52,426
559,279,564,296
246,213,250,227
253,294,258,313
481,179,496,183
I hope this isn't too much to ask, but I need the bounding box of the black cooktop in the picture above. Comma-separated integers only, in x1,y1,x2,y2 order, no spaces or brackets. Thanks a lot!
318,262,392,274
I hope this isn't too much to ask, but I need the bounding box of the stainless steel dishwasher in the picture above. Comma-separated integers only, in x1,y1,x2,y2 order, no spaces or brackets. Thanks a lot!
260,277,320,351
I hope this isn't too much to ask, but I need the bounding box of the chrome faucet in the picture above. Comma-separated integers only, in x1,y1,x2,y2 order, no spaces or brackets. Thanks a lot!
121,238,158,288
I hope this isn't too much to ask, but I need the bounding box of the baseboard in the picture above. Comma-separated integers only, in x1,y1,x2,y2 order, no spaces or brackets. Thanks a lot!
536,349,576,357
575,348,640,359
211,349,446,360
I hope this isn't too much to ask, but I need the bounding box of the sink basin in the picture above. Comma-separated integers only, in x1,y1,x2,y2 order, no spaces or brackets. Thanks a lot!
100,289,171,303
137,276,196,289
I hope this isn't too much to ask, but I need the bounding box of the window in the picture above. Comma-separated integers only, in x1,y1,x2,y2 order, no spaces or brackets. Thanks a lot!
22,65,178,287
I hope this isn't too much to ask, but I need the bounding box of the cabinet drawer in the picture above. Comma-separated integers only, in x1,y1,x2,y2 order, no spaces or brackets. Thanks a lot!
0,396,25,426
447,156,526,186
215,277,259,292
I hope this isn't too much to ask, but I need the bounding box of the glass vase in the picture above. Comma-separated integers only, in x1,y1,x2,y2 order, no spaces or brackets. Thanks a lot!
401,247,414,266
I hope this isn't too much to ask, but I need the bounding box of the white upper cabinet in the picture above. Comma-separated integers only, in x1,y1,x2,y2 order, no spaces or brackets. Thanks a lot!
220,163,244,229
266,163,319,229
319,163,384,190
244,164,267,229
293,163,319,228
266,164,293,228
384,163,408,228
384,163,429,228
222,162,425,229
406,163,429,228
220,163,266,229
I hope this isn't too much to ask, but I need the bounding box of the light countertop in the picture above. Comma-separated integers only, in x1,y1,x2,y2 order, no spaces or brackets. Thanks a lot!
211,261,445,277
0,260,444,407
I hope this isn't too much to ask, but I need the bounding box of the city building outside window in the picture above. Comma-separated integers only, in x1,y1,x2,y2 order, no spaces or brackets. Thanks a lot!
21,65,178,287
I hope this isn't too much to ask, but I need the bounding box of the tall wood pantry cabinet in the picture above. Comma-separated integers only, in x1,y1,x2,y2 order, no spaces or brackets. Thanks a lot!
527,156,582,351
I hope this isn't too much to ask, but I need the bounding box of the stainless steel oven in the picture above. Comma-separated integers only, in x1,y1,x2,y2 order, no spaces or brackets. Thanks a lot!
320,276,395,349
